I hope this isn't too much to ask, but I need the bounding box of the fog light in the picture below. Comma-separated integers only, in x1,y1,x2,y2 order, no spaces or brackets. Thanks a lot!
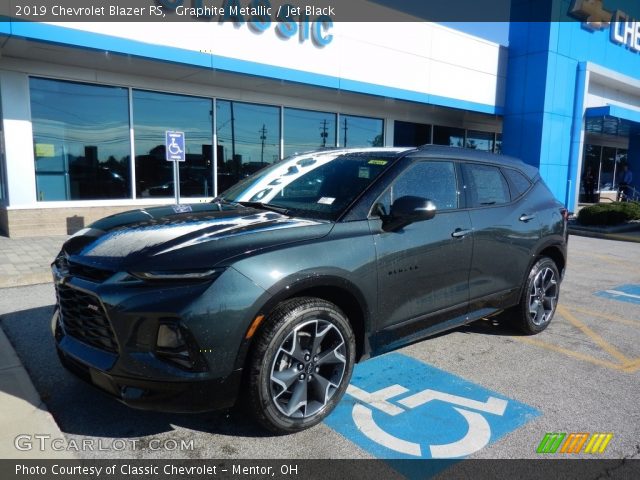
157,324,185,349
155,322,208,373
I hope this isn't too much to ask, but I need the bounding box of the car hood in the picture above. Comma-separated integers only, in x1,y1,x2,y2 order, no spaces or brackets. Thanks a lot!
61,203,332,272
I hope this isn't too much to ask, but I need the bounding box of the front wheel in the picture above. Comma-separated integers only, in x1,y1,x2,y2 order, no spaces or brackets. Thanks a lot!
246,297,355,433
514,257,560,335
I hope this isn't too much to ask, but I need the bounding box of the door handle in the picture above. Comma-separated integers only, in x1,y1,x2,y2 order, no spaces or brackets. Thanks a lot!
451,228,472,238
519,214,536,223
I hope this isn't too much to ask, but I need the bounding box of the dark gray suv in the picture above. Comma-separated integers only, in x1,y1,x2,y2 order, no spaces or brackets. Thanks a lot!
52,146,568,433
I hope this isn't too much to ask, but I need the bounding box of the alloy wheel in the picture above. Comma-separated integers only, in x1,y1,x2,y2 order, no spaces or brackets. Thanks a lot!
527,267,558,326
269,319,347,419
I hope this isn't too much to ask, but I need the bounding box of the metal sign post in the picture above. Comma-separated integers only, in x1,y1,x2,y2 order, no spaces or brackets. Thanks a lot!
165,131,186,204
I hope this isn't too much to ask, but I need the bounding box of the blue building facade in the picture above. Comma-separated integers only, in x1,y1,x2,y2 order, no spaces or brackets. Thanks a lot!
0,1,639,236
504,0,640,210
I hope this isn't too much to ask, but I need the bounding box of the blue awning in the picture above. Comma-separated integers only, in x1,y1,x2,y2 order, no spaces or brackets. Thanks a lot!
585,105,640,137
586,105,640,123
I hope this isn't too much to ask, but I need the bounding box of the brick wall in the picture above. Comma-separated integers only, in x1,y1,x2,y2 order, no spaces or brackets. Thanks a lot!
1,205,162,238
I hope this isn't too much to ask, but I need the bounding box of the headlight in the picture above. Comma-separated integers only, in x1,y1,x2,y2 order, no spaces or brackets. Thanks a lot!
130,268,224,281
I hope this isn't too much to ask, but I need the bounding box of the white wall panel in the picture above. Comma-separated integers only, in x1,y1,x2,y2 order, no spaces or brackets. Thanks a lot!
47,21,505,109
0,71,37,206
586,81,640,111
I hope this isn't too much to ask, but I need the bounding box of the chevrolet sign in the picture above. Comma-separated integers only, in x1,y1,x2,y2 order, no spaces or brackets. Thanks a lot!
570,0,640,53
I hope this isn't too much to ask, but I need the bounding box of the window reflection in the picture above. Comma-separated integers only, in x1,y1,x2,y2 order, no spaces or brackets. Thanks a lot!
339,115,383,148
494,133,503,154
393,121,431,147
433,125,465,148
283,108,336,156
466,130,494,151
133,90,213,198
0,126,5,203
30,78,131,201
216,100,280,194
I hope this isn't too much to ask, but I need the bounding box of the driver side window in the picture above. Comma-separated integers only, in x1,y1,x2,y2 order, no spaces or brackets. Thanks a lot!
375,161,459,215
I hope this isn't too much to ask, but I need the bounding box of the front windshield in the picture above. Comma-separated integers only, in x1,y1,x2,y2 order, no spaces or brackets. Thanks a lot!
218,149,406,220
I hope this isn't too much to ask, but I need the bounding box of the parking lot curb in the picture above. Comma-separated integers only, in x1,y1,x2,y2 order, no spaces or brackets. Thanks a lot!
0,324,75,459
569,229,640,243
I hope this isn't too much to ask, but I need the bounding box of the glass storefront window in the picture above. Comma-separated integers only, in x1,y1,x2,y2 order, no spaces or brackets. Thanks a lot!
393,120,431,147
466,130,495,151
581,144,628,197
580,144,601,202
0,134,5,204
283,108,336,157
133,90,213,198
216,100,280,194
615,149,628,189
433,125,465,148
600,146,616,191
30,78,131,201
339,114,384,148
494,133,502,154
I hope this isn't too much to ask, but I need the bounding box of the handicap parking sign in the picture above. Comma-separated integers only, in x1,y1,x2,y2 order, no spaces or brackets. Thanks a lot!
165,131,186,162
325,353,539,461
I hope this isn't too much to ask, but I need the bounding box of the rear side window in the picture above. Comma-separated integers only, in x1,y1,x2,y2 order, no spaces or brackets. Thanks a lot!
502,168,532,199
463,163,510,207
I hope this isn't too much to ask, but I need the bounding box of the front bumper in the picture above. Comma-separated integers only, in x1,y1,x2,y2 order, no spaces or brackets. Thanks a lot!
50,260,269,413
52,308,243,413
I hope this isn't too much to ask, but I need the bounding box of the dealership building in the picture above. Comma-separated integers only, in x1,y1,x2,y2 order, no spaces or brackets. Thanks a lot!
0,1,639,236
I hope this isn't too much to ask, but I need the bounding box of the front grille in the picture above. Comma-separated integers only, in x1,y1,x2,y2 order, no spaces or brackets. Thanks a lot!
56,284,118,353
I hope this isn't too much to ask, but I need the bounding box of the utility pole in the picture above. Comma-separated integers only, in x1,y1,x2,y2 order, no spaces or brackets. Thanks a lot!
320,119,328,147
259,124,267,166
342,117,348,147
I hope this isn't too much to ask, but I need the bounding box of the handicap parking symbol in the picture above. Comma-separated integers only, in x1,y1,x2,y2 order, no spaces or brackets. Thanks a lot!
325,353,539,461
595,284,640,305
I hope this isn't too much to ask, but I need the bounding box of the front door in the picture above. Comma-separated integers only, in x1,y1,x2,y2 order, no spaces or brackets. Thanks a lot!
369,160,473,341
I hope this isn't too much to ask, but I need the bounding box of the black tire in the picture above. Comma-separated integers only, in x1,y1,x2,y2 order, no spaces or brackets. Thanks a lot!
513,257,560,335
246,297,355,433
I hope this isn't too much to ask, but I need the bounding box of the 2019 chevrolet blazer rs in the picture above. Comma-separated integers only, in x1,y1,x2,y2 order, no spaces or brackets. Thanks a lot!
51,146,568,433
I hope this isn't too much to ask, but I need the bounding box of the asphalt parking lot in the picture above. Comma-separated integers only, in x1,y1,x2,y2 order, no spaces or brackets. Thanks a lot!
0,235,638,464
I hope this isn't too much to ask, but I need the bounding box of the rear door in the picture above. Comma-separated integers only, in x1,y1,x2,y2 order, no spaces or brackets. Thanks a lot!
462,163,541,308
369,160,473,336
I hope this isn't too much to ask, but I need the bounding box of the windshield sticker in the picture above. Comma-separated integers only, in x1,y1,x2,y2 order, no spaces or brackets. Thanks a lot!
359,167,371,179
368,159,388,166
318,197,336,205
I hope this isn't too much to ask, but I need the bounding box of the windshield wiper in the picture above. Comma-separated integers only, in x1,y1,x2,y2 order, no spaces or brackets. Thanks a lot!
236,201,291,215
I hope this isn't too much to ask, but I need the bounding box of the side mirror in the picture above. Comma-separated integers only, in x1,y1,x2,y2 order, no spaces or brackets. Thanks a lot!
383,196,437,231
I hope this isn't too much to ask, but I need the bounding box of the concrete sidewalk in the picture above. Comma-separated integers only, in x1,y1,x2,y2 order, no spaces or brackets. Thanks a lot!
0,235,68,288
0,325,74,458
0,235,72,457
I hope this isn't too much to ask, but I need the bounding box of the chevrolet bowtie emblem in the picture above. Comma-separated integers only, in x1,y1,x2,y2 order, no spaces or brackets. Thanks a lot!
570,0,613,30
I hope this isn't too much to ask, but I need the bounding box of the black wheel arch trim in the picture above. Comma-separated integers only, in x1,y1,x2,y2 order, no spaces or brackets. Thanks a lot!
517,239,566,302
232,272,373,373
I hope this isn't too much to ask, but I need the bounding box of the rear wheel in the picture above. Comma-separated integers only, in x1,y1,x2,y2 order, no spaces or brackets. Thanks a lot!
513,257,560,335
246,297,355,433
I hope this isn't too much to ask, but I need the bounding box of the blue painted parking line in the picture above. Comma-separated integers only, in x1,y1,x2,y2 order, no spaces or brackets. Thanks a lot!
325,352,539,464
595,284,640,305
